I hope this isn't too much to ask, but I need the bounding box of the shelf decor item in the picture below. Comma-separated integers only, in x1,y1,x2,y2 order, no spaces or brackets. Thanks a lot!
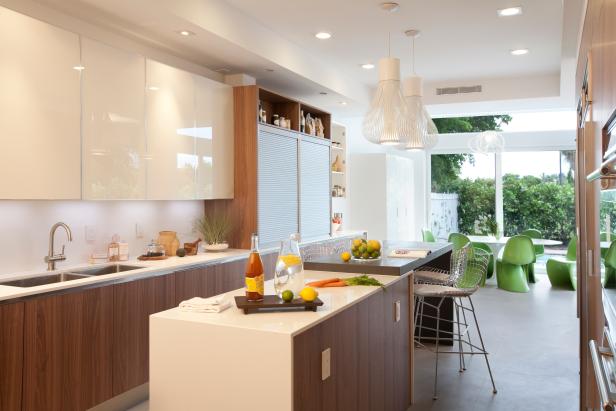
194,210,233,251
157,231,180,257
332,154,344,172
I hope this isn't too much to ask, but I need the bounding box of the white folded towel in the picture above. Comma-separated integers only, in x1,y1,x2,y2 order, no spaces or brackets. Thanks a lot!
179,296,231,313
388,249,431,259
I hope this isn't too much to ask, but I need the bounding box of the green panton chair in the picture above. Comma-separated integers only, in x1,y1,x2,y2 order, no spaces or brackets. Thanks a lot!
601,232,612,259
521,229,543,283
448,233,471,251
604,241,616,288
496,235,535,293
546,236,577,290
472,242,494,286
422,229,436,243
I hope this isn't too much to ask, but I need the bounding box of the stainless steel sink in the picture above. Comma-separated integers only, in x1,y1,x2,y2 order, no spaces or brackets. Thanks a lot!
0,273,92,288
68,264,143,276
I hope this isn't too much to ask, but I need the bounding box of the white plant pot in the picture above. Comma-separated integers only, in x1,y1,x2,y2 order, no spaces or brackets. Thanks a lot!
204,243,229,252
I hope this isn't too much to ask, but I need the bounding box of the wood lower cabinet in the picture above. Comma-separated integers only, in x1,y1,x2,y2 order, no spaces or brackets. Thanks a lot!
0,302,24,411
22,287,114,411
112,275,176,395
293,277,411,411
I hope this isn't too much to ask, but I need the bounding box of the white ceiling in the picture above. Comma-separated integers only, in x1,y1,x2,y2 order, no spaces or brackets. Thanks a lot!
18,0,585,117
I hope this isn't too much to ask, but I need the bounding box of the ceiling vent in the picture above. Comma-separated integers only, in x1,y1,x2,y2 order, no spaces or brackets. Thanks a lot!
436,85,482,96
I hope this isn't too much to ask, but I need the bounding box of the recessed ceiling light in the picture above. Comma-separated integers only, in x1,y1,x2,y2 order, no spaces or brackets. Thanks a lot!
497,6,523,17
315,32,332,40
510,48,529,56
177,30,195,37
339,101,348,106
215,68,231,73
379,2,400,12
265,68,275,72
72,65,85,71
148,86,159,91
361,63,375,69
319,91,328,95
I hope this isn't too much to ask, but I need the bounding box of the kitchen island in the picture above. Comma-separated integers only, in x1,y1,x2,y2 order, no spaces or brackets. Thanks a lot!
150,270,412,411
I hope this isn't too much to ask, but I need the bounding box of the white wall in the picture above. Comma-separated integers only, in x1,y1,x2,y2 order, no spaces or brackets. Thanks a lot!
337,116,430,241
0,201,203,277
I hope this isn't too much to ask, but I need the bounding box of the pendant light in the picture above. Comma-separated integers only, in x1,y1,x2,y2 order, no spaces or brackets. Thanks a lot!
362,33,412,148
402,30,437,151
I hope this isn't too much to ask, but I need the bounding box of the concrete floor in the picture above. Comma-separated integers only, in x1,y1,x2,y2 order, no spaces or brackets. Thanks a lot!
128,261,579,411
411,262,579,410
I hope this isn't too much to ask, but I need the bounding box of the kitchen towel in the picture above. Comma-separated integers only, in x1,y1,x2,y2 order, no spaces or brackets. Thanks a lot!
388,249,431,259
179,295,231,313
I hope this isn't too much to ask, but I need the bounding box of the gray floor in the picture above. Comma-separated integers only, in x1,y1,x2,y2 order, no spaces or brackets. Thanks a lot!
128,261,580,411
411,261,579,410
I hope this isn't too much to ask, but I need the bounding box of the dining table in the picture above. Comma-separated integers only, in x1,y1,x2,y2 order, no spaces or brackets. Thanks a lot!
467,235,563,246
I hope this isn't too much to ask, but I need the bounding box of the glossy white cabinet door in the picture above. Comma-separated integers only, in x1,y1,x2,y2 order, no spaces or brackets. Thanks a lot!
194,75,234,199
81,38,147,199
145,60,197,200
0,7,81,199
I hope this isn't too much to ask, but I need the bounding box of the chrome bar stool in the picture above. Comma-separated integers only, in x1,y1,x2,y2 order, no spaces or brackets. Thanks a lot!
414,247,497,400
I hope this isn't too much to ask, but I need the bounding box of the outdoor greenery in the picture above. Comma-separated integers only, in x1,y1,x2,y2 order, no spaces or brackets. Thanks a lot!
430,115,576,243
431,115,511,192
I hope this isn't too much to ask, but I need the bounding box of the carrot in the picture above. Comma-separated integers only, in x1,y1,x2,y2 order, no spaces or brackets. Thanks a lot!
306,278,340,287
322,281,348,287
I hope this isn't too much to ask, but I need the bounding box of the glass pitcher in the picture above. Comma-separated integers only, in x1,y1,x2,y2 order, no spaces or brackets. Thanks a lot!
274,234,305,296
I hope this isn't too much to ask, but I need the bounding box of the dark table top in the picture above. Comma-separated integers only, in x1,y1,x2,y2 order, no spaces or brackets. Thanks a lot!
304,241,452,276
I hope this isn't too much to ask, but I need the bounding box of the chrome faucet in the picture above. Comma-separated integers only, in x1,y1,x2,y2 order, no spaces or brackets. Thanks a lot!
45,222,73,271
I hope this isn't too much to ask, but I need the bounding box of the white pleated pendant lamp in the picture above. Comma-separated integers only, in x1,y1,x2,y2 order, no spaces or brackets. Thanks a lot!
402,30,437,151
362,56,412,148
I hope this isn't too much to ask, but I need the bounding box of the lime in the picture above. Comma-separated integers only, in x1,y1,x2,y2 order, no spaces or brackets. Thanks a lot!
359,245,367,253
371,251,379,258
281,290,294,302
362,252,370,259
367,246,375,253
176,248,186,257
352,239,362,248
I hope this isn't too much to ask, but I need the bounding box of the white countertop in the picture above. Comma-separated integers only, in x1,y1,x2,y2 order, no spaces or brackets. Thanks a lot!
151,270,404,336
0,231,366,302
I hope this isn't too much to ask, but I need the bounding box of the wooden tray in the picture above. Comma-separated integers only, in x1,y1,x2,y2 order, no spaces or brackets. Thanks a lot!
137,255,169,261
234,295,323,314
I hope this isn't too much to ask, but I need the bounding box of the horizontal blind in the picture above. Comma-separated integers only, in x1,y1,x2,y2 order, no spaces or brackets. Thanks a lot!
300,140,331,239
257,129,299,245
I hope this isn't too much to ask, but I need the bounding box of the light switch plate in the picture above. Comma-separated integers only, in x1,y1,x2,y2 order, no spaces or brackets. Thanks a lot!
394,300,401,322
85,225,96,242
135,223,144,239
321,348,331,381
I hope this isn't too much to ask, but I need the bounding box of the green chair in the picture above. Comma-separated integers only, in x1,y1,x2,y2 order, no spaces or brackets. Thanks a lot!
472,242,494,286
422,229,436,243
604,241,616,288
546,236,577,290
601,232,612,259
448,233,471,250
520,229,543,283
496,235,535,293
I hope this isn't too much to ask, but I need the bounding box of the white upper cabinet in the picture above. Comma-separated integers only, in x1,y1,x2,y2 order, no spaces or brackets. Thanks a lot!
145,60,197,200
0,8,81,199
81,38,147,199
195,75,234,199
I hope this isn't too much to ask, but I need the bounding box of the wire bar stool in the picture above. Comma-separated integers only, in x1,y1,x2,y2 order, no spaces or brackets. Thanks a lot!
413,246,497,400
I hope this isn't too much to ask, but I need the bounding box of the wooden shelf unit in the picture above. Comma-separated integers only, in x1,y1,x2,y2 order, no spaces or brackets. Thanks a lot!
204,85,333,249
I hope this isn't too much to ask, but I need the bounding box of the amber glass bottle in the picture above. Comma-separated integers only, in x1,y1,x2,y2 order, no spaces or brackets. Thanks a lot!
245,233,264,301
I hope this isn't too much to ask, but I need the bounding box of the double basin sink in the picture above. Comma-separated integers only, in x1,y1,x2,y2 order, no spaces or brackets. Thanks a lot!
0,264,143,288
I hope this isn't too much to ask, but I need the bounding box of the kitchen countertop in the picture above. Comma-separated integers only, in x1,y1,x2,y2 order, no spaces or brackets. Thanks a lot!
0,231,365,303
304,241,452,276
151,270,403,337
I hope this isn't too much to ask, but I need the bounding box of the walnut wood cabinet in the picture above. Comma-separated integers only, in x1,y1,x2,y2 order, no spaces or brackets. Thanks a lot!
293,276,411,411
22,287,114,411
0,302,24,411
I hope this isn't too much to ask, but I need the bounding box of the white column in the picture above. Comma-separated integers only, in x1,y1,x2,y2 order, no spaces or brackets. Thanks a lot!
495,152,504,237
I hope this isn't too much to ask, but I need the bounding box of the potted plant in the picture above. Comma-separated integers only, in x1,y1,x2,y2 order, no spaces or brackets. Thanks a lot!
194,210,233,251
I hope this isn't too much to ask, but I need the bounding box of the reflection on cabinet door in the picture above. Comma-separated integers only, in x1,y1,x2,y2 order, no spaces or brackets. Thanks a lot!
146,60,197,200
0,7,81,199
195,75,234,199
82,38,147,199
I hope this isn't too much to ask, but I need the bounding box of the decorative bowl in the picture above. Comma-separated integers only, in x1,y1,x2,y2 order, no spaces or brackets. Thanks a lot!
204,243,229,252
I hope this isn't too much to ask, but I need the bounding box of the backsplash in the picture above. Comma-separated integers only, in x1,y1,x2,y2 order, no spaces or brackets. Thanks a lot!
0,200,204,276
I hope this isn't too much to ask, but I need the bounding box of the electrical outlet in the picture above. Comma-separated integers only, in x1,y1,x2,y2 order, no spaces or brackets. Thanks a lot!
321,348,331,380
135,223,144,239
85,225,96,242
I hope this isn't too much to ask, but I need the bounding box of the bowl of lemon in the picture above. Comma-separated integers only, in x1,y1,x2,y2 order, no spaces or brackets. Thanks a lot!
349,238,382,262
